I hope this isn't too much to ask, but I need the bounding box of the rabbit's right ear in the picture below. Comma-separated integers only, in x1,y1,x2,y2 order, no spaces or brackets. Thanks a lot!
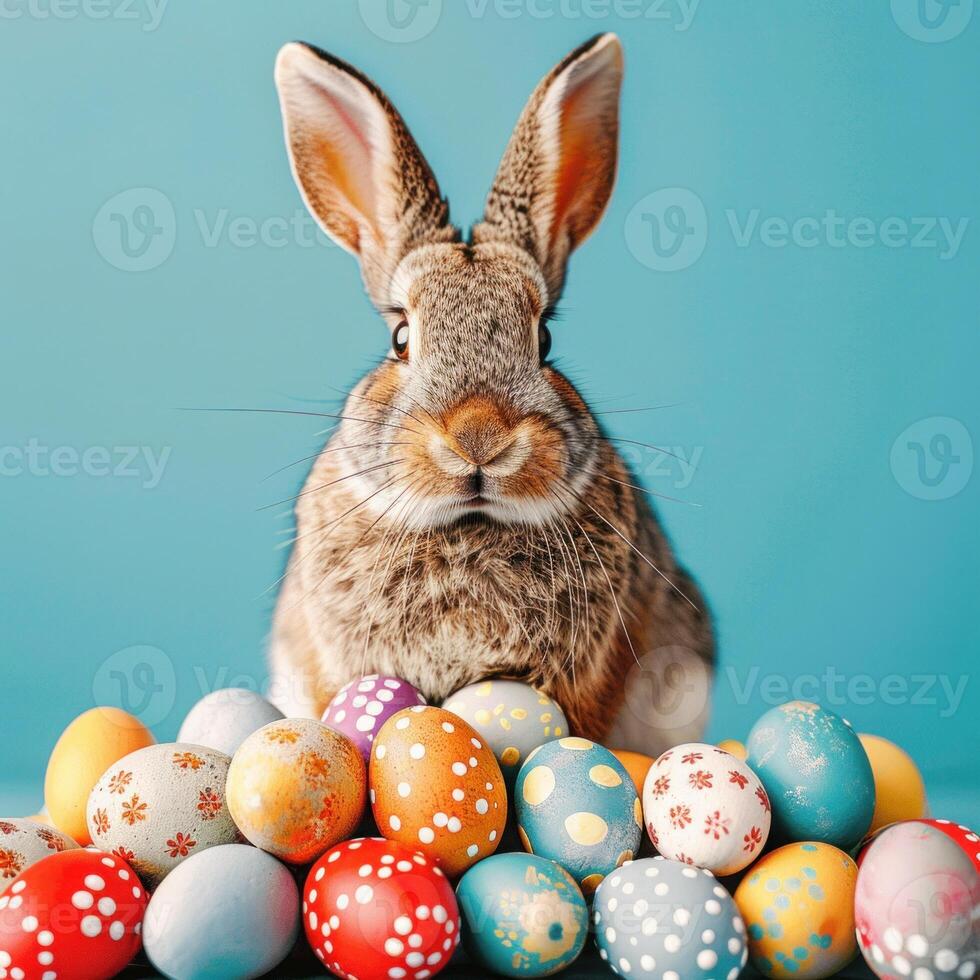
275,43,456,307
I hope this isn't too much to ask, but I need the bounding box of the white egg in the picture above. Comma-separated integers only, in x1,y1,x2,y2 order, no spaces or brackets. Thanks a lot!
177,688,284,757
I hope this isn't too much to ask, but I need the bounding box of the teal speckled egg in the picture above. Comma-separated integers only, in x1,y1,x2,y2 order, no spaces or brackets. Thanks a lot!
747,701,875,850
443,680,569,789
515,738,642,896
456,853,589,977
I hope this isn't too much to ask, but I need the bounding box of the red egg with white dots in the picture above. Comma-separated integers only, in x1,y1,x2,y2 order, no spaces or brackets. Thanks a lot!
303,837,460,980
920,818,980,872
0,847,147,980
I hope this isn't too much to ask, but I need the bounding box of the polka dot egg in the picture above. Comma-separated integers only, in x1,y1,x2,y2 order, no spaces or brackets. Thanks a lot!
442,680,568,787
322,674,427,762
303,837,460,980
515,738,642,895
370,706,507,876
642,742,771,875
855,820,979,980
456,852,588,976
594,857,748,980
734,841,858,979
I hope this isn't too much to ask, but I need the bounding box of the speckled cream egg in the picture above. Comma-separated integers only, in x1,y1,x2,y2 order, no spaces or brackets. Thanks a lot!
734,841,859,979
0,818,78,893
747,701,875,851
442,680,568,786
855,820,979,980
370,706,507,876
227,718,366,865
321,674,426,762
643,742,771,875
177,687,284,757
456,852,589,977
86,742,240,887
594,857,748,980
515,738,642,896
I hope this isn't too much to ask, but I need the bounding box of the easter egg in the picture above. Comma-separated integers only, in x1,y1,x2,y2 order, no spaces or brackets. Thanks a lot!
321,674,426,762
859,734,928,835
515,738,641,895
371,706,507,876
734,841,858,979
44,707,155,846
227,718,365,865
86,742,239,887
143,843,299,980
920,818,980,871
718,739,747,761
594,857,748,980
443,680,568,786
747,701,875,850
610,750,655,796
854,820,979,980
0,819,78,893
304,837,459,979
0,847,147,980
642,743,771,875
456,852,588,976
177,687,284,757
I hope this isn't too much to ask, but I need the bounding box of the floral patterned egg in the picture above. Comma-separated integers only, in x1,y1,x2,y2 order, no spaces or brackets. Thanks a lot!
747,701,875,851
86,742,239,888
0,818,78,894
442,680,568,788
456,852,589,977
734,841,859,979
643,742,771,875
227,718,366,865
855,820,979,980
321,674,426,763
594,857,748,980
515,738,642,896
370,706,507,876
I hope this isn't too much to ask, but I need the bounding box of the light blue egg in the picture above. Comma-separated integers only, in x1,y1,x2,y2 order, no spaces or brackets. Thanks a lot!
594,858,749,980
457,852,589,977
747,701,875,850
515,738,642,894
143,844,299,979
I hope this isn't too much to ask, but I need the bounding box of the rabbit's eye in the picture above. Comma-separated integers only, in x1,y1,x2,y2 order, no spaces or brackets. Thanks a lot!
539,323,552,363
392,321,410,361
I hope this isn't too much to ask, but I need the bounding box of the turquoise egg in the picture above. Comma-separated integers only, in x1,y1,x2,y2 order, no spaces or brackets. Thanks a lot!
515,738,642,895
747,701,875,850
456,853,589,977
595,858,748,980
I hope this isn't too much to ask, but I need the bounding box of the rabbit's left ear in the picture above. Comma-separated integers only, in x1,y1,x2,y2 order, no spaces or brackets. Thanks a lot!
275,42,456,307
473,33,624,303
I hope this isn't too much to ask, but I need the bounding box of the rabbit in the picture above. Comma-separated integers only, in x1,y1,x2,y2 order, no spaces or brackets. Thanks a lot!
268,33,715,756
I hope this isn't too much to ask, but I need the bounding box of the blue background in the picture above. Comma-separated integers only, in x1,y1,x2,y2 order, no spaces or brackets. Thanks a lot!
1,1,976,822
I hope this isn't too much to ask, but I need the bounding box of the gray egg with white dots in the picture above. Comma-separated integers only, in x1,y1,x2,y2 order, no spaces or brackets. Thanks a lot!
594,857,749,980
443,680,569,785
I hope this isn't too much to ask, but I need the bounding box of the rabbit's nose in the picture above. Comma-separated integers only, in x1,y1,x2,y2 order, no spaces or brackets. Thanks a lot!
431,396,530,476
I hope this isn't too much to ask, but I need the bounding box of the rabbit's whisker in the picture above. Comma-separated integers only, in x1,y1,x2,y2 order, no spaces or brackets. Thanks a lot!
325,384,431,431
586,468,700,508
262,441,413,481
178,406,422,436
592,404,679,416
553,512,591,683
258,459,406,512
605,436,685,463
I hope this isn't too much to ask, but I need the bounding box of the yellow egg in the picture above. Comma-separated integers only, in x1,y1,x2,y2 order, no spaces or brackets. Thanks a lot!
44,706,155,845
717,738,747,760
734,841,858,979
226,718,366,864
858,733,928,834
609,749,655,796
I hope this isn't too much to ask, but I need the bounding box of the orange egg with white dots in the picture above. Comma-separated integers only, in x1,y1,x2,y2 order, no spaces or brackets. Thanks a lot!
369,706,507,876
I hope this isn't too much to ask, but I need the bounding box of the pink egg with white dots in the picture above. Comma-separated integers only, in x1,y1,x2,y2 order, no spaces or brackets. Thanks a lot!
322,675,427,762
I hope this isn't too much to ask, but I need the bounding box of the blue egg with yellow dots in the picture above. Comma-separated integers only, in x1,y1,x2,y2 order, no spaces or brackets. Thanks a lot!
456,852,589,977
747,701,875,850
515,737,642,896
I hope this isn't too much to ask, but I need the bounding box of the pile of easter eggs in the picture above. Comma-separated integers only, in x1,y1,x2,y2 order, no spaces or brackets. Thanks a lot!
2,681,977,980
